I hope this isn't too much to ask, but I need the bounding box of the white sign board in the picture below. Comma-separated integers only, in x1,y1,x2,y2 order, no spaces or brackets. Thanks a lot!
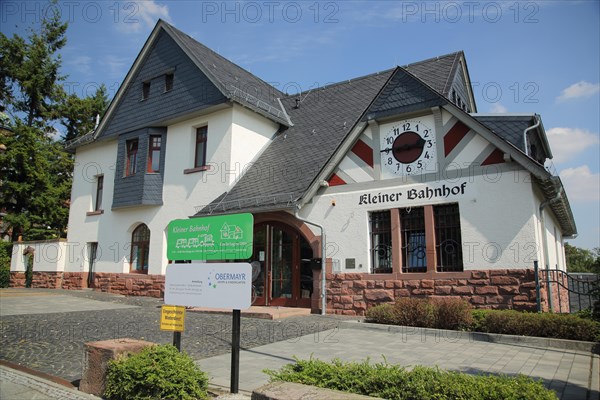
165,263,251,310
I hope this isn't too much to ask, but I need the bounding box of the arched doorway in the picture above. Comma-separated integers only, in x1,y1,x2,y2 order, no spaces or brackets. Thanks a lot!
250,222,313,308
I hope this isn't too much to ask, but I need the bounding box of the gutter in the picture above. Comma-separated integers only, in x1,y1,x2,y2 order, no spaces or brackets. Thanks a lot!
295,209,327,316
522,114,541,156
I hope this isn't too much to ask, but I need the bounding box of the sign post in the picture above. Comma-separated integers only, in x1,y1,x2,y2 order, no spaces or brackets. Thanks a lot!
164,263,251,394
160,305,186,351
166,213,253,394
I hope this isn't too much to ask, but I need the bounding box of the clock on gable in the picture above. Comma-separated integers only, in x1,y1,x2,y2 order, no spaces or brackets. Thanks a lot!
380,117,437,176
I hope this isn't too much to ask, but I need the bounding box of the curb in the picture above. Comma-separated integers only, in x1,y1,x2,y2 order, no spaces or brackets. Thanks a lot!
337,320,600,354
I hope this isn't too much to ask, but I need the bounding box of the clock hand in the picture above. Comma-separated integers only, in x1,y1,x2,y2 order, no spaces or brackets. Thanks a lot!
393,137,426,152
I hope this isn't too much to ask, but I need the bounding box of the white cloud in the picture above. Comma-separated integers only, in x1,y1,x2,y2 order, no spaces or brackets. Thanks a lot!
560,166,600,202
68,55,92,75
546,127,600,163
102,55,128,80
557,81,600,102
489,103,508,113
116,1,171,33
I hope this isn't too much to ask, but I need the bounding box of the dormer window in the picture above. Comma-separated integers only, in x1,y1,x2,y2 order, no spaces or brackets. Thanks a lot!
142,81,151,100
165,73,174,92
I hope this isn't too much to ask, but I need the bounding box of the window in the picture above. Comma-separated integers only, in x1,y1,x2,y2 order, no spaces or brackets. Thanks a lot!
370,211,392,273
125,139,138,176
94,175,104,211
130,224,150,273
369,204,464,274
165,73,174,91
142,81,151,100
194,126,208,168
147,135,162,173
434,204,463,272
400,207,427,273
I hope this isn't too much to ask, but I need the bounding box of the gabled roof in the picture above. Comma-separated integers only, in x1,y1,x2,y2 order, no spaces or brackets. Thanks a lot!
403,52,461,96
196,70,394,215
473,114,552,161
78,20,290,146
163,23,291,126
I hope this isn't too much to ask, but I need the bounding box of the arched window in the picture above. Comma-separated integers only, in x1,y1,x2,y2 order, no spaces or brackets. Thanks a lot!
131,224,150,273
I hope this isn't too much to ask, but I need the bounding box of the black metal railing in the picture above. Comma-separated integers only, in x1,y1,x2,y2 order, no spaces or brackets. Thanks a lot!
534,261,599,313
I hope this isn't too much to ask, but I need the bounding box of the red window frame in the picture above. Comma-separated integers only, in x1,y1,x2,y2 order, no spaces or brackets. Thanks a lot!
194,127,208,168
130,224,150,273
147,135,162,173
125,139,138,176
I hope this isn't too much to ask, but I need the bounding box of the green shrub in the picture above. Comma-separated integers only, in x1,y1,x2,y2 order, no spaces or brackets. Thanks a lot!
104,344,209,400
475,310,600,342
393,297,436,328
265,357,557,400
432,297,473,330
365,303,397,325
366,297,472,330
0,242,12,288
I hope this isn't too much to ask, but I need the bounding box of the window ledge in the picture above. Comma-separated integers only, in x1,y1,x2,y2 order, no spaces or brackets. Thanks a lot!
128,270,149,275
184,165,210,174
86,210,104,216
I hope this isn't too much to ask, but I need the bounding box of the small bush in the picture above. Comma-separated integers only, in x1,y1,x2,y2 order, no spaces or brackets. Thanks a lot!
432,297,473,330
0,242,12,288
366,297,472,330
393,297,436,328
265,357,557,400
365,303,397,325
475,310,600,342
104,344,209,400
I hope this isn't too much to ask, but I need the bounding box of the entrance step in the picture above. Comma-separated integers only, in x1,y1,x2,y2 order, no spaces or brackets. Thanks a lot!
187,306,311,320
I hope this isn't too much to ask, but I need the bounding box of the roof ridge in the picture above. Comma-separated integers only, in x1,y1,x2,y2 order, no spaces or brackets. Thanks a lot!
284,67,396,98
442,52,461,95
401,50,464,68
163,21,285,98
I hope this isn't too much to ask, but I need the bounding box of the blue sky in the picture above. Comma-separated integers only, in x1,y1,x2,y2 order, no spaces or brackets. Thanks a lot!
2,1,599,250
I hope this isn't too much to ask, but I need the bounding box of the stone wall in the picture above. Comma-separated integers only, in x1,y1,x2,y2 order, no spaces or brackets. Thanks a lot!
9,271,165,298
91,273,165,298
323,269,546,316
9,272,26,288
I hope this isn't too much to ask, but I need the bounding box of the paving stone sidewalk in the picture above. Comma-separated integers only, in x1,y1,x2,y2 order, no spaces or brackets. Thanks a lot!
0,365,99,400
197,324,600,400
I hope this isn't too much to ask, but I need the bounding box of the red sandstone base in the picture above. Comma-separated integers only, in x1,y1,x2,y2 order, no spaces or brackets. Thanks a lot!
79,338,155,396
9,269,567,314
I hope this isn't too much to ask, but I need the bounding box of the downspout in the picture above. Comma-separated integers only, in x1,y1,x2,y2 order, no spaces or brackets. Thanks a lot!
539,185,563,312
522,114,541,156
295,209,327,316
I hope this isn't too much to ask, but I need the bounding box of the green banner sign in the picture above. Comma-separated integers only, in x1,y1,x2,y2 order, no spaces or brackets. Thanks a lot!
167,214,253,261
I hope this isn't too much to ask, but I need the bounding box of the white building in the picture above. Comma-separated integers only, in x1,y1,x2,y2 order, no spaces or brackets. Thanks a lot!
11,20,576,314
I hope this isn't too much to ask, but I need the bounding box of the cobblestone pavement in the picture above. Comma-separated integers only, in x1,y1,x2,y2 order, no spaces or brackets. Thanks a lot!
0,289,340,382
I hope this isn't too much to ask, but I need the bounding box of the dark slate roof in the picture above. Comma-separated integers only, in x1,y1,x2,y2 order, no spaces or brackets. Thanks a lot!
403,52,462,96
473,115,535,152
367,67,448,121
164,23,290,125
195,70,394,215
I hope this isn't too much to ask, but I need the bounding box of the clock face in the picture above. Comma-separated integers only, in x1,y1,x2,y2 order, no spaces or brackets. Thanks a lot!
380,119,437,176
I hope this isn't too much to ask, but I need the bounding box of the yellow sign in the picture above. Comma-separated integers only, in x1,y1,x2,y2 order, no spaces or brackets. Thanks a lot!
160,305,185,332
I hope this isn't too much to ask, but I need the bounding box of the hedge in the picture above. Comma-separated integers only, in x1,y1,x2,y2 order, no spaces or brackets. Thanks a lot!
366,298,600,342
265,357,558,400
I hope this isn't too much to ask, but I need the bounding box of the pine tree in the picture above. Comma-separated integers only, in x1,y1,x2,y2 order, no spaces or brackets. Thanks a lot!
0,2,106,241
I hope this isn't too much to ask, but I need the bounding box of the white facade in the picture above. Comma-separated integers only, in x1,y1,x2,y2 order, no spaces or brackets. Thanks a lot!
65,104,278,276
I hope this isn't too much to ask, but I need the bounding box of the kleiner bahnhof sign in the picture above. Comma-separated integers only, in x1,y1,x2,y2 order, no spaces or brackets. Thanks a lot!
167,213,253,261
